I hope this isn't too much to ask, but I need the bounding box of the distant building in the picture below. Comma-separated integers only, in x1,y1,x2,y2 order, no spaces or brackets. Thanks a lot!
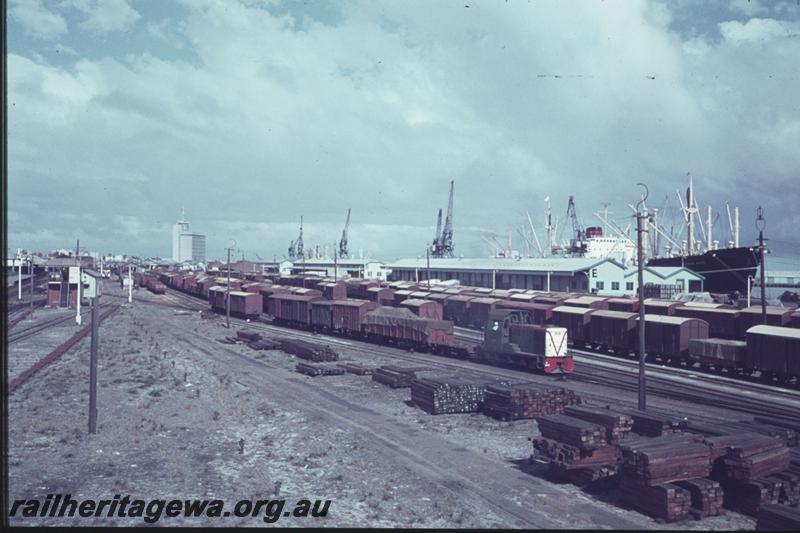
171,209,206,263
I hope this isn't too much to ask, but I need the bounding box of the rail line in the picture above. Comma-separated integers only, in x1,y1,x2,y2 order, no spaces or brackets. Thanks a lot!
8,307,100,345
8,305,120,394
156,287,798,419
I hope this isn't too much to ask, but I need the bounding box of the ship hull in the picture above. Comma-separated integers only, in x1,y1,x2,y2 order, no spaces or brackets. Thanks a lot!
647,247,761,293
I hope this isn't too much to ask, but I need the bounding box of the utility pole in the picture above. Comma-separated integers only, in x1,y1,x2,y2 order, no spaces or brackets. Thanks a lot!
18,248,22,300
756,207,767,323
128,265,133,303
29,256,35,318
636,183,649,411
426,247,432,290
88,292,99,434
225,239,236,329
334,247,338,280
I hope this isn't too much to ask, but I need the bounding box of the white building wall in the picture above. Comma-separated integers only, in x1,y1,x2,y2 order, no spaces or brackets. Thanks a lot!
172,221,188,261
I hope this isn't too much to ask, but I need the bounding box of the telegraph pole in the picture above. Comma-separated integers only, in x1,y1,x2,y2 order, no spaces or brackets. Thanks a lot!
88,292,99,434
756,207,767,323
29,256,35,318
225,240,236,328
128,265,133,303
18,249,22,300
333,247,338,280
426,247,431,290
636,184,649,411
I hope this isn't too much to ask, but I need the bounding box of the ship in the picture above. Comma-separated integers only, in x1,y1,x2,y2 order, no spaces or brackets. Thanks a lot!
644,174,762,294
505,176,763,294
646,246,762,294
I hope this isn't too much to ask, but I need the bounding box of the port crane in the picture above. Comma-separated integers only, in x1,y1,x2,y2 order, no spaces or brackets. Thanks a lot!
431,180,455,258
339,208,351,259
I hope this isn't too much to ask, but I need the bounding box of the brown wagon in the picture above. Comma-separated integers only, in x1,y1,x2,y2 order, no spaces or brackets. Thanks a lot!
588,310,637,351
745,325,800,378
443,295,472,326
565,296,609,310
638,315,709,360
552,305,595,345
643,298,682,316
331,299,378,334
362,307,454,347
467,297,499,329
229,291,262,318
495,300,553,325
607,297,640,313
400,298,443,320
673,306,741,339
739,306,793,331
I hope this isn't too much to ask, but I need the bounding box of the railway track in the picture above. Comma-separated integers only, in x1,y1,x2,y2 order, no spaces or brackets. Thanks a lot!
221,314,800,421
158,287,799,419
8,308,96,345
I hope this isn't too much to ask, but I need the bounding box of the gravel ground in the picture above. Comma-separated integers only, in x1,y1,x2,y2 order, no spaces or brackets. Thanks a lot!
7,285,757,529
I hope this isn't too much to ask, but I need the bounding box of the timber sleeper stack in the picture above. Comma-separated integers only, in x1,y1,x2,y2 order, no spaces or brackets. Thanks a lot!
564,405,634,443
483,383,580,420
278,338,339,362
410,377,486,415
372,366,420,388
295,362,345,377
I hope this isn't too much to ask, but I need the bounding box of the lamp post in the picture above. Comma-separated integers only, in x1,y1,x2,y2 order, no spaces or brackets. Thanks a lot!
756,208,767,324
747,275,754,308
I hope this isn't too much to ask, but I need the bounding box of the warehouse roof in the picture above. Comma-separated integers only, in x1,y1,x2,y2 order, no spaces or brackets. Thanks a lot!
625,266,704,280
387,257,624,273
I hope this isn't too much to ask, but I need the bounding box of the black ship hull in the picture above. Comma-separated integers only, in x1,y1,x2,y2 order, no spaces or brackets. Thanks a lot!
647,246,761,293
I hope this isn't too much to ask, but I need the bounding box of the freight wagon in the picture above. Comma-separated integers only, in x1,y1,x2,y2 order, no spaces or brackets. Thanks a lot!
495,300,553,325
366,286,395,307
643,299,682,316
443,295,472,326
551,306,595,346
745,325,800,381
640,315,710,362
267,293,321,326
587,310,638,353
362,307,455,349
607,298,640,313
400,298,443,320
673,307,741,339
467,297,499,329
225,291,262,319
564,296,609,310
739,305,793,331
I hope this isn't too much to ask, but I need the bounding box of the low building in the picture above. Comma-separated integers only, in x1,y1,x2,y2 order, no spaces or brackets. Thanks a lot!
292,259,390,280
387,257,704,296
387,257,627,293
623,266,705,298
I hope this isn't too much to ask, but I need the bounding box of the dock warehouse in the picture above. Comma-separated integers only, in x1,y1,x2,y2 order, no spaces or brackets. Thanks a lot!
386,257,629,293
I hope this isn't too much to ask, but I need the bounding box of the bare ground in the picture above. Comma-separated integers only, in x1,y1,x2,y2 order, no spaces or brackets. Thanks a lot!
7,285,757,528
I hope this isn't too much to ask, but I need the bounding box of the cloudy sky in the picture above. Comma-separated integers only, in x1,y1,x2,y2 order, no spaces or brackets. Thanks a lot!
7,0,800,264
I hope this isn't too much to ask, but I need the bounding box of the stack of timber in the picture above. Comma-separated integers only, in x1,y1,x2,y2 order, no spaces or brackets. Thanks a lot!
548,462,620,487
687,420,797,447
483,383,580,420
618,478,692,523
717,436,790,482
619,435,711,486
248,338,280,350
564,405,634,443
702,433,792,516
336,362,374,375
535,415,606,451
674,478,724,519
372,366,419,388
277,338,339,362
532,437,620,467
236,330,262,342
756,505,800,531
295,362,346,377
621,408,688,437
410,377,486,415
721,478,783,516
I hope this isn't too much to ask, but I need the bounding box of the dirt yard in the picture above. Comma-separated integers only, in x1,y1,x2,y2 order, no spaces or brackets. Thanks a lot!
7,285,757,528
